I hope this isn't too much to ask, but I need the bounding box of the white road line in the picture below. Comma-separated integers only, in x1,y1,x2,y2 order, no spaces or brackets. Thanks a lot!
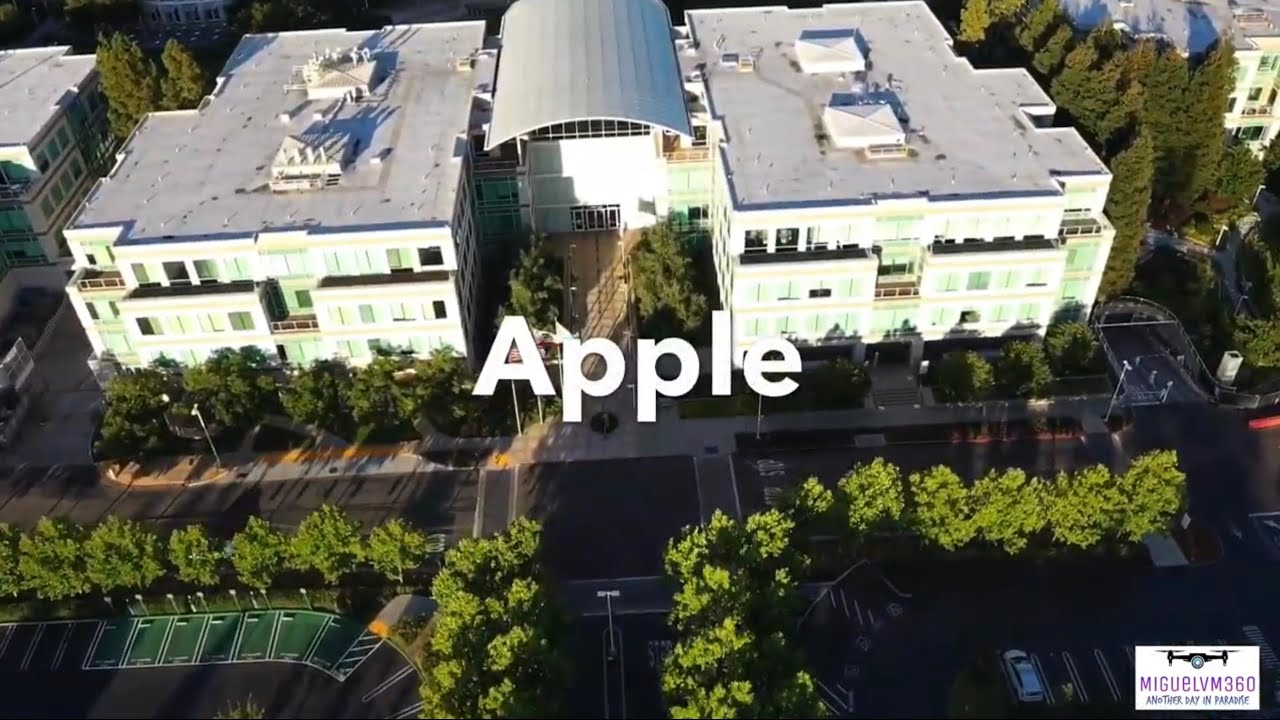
0,624,14,662
82,621,106,669
509,463,520,524
853,598,863,629
267,613,284,659
473,470,487,538
815,680,849,713
1063,652,1088,704
692,458,707,525
866,608,876,628
304,617,332,664
1031,654,1056,705
229,616,248,661
362,665,415,703
1125,646,1134,668
157,618,178,664
828,591,835,608
51,623,73,670
727,456,742,520
1095,649,1120,702
20,624,44,671
342,638,384,679
193,616,211,664
618,627,628,720
388,701,425,719
839,589,851,620
601,628,611,720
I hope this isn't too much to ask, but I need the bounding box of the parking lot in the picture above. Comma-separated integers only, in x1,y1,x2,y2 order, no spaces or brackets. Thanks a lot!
733,438,1108,517
512,456,702,580
0,612,421,718
0,465,479,543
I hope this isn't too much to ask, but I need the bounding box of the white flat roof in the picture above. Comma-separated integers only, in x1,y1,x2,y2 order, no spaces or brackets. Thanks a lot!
1064,0,1280,55
683,2,1109,210
0,46,97,147
70,23,491,244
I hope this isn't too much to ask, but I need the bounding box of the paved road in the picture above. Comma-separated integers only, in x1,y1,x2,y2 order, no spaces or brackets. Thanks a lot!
1099,323,1207,406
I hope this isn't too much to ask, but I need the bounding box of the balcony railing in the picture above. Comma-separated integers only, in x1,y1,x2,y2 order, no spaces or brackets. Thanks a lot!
0,180,31,201
269,315,320,333
929,236,1061,255
1059,217,1104,238
472,156,519,174
75,268,126,291
874,279,921,299
664,147,711,163
1241,104,1274,117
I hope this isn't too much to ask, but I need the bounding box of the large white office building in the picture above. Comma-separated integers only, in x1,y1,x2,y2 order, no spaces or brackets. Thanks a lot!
63,0,1115,372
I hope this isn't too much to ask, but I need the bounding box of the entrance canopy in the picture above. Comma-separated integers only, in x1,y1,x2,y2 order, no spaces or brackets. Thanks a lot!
486,0,693,150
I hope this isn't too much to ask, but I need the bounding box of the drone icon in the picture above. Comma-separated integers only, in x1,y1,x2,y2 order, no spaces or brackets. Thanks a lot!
1157,649,1239,669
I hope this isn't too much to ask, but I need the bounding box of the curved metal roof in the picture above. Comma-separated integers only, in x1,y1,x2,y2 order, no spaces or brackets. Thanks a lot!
486,0,692,150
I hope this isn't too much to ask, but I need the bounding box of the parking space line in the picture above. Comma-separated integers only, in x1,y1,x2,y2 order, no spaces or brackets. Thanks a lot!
1125,646,1134,668
361,665,415,703
20,624,44,671
0,624,13,662
1030,653,1056,705
50,623,73,670
601,628,611,719
389,701,425,720
619,628,628,720
838,589,851,620
82,621,106,670
1062,652,1088,704
726,457,742,520
815,679,850,715
852,597,864,629
303,617,332,664
120,619,143,667
1095,649,1121,702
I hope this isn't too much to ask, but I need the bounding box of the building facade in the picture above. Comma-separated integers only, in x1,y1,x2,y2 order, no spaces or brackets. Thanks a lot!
140,0,233,29
64,24,492,370
0,47,107,274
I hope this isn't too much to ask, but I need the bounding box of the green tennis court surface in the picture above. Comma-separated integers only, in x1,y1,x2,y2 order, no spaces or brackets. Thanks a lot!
87,619,135,669
161,616,208,665
197,614,241,663
271,612,329,661
236,611,279,661
309,619,367,672
125,617,173,667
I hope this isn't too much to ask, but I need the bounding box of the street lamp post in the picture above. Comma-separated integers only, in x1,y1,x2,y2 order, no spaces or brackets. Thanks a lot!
196,591,208,612
300,588,311,610
229,588,240,611
510,379,523,435
166,592,179,613
134,593,148,615
1105,360,1132,422
190,403,221,467
756,393,764,440
597,590,621,661
1236,280,1253,316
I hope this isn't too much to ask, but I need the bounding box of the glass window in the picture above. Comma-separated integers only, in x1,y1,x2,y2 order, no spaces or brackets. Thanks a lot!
966,271,991,291
418,247,444,267
228,311,254,331
1024,267,1047,287
136,317,160,335
391,303,414,321
39,195,54,217
388,248,412,270
131,263,152,285
163,261,190,284
358,304,376,324
86,302,99,321
224,257,251,281
996,270,1017,289
1249,87,1264,102
294,289,313,310
198,313,226,332
106,302,118,318
56,125,71,151
993,304,1012,322
1018,302,1039,321
745,317,765,336
936,272,960,292
1060,279,1086,301
744,230,767,253
929,307,947,326
432,300,447,319
193,259,220,282
807,227,827,251
776,228,800,252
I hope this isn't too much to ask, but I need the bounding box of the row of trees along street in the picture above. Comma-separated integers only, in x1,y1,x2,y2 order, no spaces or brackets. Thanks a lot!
97,345,553,460
931,322,1102,402
0,507,434,601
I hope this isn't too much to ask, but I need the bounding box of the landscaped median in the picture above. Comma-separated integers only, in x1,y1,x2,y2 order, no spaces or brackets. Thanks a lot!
678,358,870,418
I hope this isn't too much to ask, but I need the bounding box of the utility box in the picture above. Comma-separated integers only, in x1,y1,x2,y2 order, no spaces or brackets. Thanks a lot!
1218,350,1244,385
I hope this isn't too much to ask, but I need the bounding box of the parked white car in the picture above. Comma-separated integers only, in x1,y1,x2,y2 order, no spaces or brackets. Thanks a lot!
1002,649,1046,704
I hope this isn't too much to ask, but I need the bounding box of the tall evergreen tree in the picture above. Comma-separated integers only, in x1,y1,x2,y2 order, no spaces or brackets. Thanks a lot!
1099,133,1156,297
96,33,161,140
1183,41,1238,206
1214,139,1266,214
160,39,210,111
1032,23,1073,77
958,0,993,44
1016,0,1062,53
1050,30,1124,146
1137,48,1192,202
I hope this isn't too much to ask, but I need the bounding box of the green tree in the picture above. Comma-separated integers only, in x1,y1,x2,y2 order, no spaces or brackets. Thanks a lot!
778,477,834,535
1233,316,1280,370
504,242,564,333
0,524,19,598
1050,29,1125,146
836,458,905,538
809,358,870,408
971,469,1046,554
184,346,280,430
908,466,974,550
632,222,708,337
958,0,992,44
994,340,1052,399
1099,133,1156,297
420,518,566,719
1046,465,1123,547
0,4,34,46
97,33,161,140
1115,450,1186,541
1184,40,1238,203
19,518,90,600
932,350,994,402
238,0,326,33
231,517,288,591
1264,135,1280,192
97,367,181,459
85,516,164,592
214,697,264,720
348,355,417,439
1139,47,1191,207
168,525,221,587
1016,0,1063,53
160,39,210,110
1213,139,1266,216
1044,321,1100,376
288,505,363,584
1032,24,1073,77
280,360,354,434
367,519,431,583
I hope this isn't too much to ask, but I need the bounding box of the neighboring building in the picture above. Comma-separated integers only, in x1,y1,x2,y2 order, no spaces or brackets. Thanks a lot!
1063,0,1280,153
0,46,107,271
679,2,1114,365
141,0,233,29
64,23,493,369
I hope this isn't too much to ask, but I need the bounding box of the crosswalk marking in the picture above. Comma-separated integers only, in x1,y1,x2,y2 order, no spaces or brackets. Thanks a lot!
1244,626,1280,669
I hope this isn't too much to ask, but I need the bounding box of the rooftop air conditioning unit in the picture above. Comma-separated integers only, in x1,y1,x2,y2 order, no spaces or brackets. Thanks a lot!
688,69,704,82
455,55,474,71
737,56,756,72
720,52,739,67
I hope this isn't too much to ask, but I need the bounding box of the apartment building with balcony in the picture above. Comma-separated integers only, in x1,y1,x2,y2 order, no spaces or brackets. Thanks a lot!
141,0,233,29
680,2,1114,364
0,46,107,272
64,23,493,370
1063,0,1280,153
